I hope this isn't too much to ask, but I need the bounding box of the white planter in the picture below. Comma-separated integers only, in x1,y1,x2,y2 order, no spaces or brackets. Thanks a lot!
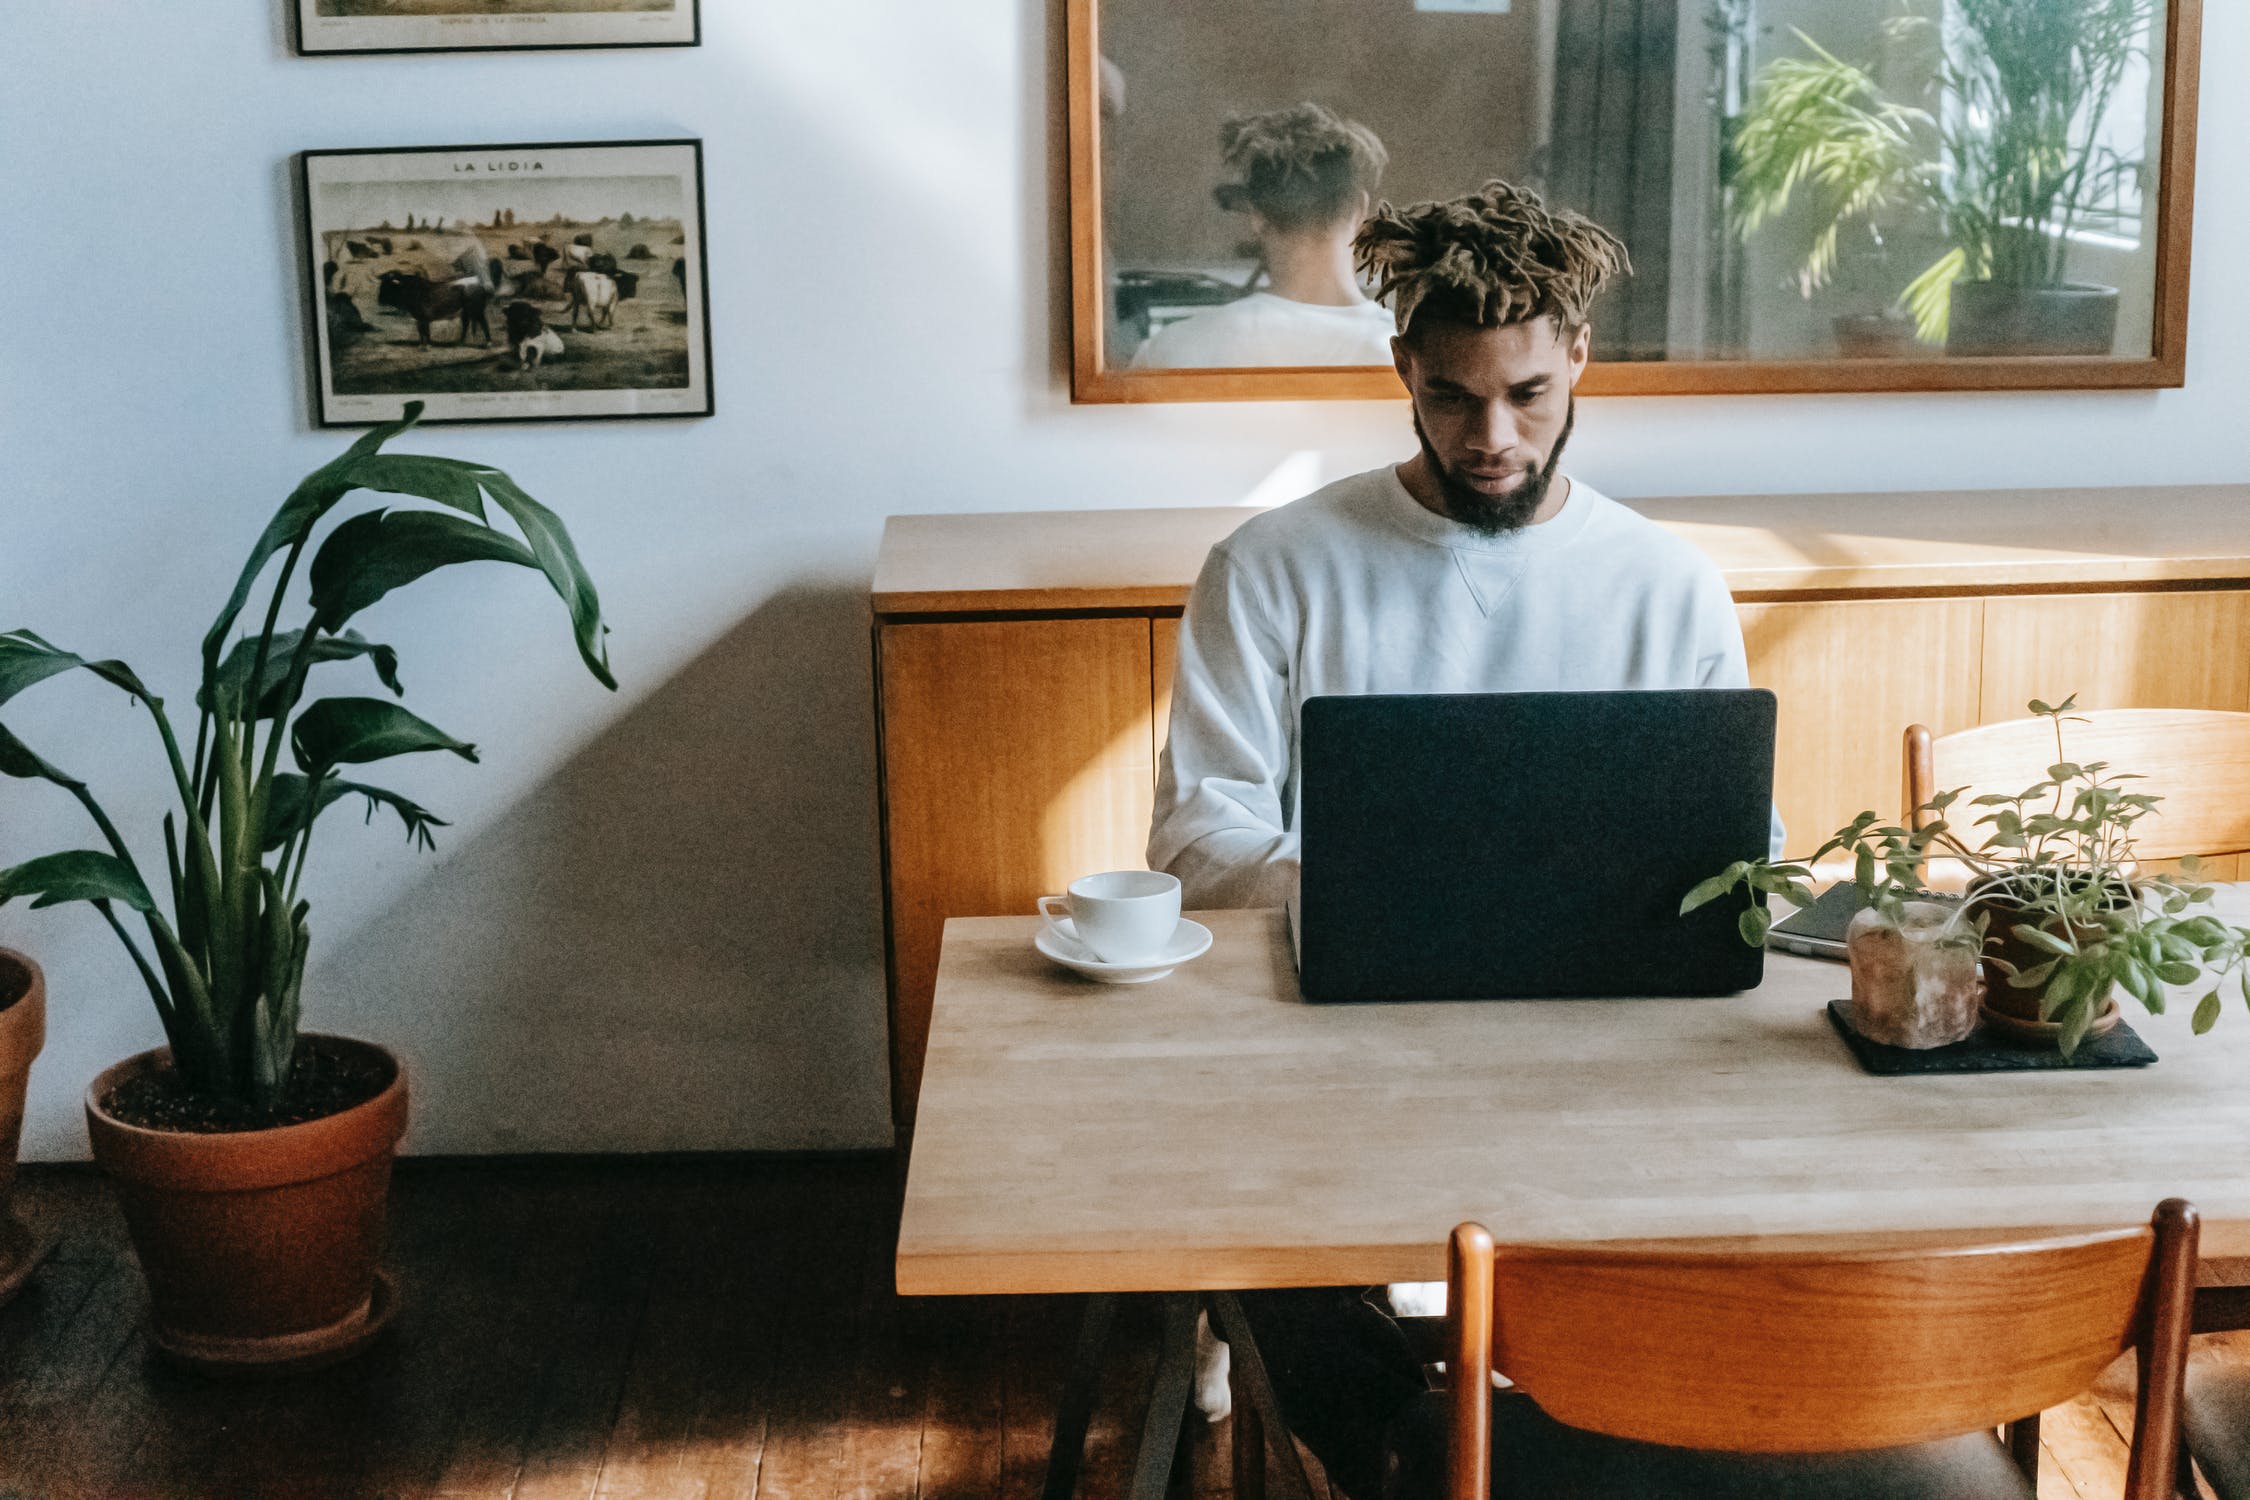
1844,902,1984,1049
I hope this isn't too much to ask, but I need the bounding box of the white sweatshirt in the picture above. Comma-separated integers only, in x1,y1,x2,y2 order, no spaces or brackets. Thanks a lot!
1131,292,1396,369
1149,464,1771,910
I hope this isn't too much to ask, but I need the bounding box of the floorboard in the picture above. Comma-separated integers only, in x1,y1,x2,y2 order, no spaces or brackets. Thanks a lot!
0,1160,2228,1499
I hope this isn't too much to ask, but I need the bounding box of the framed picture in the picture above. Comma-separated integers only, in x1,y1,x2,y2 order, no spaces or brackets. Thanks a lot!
294,0,699,55
301,140,713,427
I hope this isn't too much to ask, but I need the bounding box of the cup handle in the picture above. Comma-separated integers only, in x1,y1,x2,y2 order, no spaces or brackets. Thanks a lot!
1037,895,1070,938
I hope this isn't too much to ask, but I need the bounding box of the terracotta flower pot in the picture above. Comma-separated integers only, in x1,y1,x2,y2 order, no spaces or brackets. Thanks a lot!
1966,889,2123,1046
0,949,50,1307
84,1035,407,1374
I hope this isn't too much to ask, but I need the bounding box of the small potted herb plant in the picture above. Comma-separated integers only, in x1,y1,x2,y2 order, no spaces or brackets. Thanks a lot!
1688,696,2250,1059
1683,795,1986,1049
0,404,613,1371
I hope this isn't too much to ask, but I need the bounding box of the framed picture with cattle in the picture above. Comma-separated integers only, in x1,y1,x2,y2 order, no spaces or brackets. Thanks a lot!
294,0,700,55
301,139,712,426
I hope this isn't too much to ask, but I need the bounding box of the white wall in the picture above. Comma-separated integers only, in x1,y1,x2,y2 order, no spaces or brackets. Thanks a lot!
3,3,2245,1159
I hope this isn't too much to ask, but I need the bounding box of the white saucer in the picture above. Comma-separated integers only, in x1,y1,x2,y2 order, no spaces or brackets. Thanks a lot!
1035,917,1213,984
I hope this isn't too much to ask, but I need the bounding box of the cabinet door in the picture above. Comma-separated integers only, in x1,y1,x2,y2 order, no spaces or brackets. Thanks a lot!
1738,599,1985,857
1980,589,2250,877
1153,615,1180,769
878,617,1156,1124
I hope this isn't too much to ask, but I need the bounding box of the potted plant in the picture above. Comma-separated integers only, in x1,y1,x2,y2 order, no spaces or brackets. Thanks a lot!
0,402,613,1371
1730,0,2156,355
0,946,46,1306
1689,696,2250,1060
1683,797,1986,1049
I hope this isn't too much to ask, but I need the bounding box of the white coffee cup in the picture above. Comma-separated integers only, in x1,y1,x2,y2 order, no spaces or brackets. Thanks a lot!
1038,870,1182,964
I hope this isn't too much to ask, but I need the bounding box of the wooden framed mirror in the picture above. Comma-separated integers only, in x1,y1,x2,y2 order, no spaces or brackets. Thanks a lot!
1067,0,2201,403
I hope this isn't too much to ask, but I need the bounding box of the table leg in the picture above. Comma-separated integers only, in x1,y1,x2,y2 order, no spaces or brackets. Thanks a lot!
2004,1412,2040,1482
1233,1340,1269,1500
1042,1292,1118,1500
1126,1293,1200,1500
1208,1291,1316,1500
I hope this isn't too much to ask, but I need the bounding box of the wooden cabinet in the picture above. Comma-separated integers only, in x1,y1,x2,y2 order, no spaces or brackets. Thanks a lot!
874,497,2250,1128
876,618,1158,1121
1738,598,1985,847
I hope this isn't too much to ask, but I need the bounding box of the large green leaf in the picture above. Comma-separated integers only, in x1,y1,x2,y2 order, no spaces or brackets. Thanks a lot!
0,850,154,912
306,509,537,630
0,722,83,790
315,451,610,689
198,629,402,721
263,773,447,852
290,697,477,773
473,468,614,690
339,453,492,518
0,629,157,707
201,403,425,677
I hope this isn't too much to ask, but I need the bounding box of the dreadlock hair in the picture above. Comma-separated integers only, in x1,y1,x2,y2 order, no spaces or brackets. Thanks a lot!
1353,179,1630,341
1211,103,1389,233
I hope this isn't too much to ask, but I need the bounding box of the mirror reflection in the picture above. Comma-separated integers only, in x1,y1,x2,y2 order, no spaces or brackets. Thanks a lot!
1098,0,2167,372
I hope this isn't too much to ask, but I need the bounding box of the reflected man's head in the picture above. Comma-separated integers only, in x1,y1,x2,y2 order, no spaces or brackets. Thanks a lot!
1356,181,1629,533
1213,103,1389,249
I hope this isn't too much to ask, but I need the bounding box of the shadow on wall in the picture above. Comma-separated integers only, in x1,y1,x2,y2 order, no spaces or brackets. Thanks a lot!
316,581,893,1157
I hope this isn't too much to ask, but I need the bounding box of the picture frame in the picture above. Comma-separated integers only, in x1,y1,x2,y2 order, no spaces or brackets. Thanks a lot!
294,0,699,56
301,139,714,427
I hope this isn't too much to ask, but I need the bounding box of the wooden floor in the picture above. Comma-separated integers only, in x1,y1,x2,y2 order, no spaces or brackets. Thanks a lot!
0,1155,2238,1499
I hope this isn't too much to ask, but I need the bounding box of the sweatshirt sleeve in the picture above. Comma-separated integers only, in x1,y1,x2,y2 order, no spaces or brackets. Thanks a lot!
1688,563,1789,859
1148,544,1300,909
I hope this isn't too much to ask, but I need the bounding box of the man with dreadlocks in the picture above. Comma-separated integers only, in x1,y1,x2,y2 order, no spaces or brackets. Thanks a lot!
1132,102,1395,369
1148,180,1774,1497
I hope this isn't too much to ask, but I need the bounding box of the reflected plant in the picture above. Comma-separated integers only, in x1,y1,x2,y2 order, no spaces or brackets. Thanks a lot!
1731,0,2155,342
0,404,615,1112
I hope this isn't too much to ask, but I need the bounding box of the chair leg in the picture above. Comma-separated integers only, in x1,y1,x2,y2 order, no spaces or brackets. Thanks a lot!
1231,1341,1268,1500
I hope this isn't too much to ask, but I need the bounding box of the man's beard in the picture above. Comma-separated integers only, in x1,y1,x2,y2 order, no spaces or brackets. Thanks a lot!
1411,397,1576,536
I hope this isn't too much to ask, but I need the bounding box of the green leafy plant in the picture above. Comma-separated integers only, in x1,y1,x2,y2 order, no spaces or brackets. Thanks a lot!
1687,695,2250,1058
1729,0,2155,342
0,404,614,1111
1681,790,1982,951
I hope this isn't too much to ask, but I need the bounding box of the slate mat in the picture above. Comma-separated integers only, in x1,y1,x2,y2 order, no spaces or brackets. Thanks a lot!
1824,999,2157,1074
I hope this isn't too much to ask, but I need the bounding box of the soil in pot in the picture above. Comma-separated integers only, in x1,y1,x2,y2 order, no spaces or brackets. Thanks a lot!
101,1037,391,1134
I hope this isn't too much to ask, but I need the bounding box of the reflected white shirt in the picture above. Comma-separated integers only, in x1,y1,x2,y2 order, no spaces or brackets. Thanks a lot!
1130,292,1395,369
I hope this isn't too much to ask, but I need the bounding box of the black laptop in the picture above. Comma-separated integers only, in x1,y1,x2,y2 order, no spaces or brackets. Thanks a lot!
1292,689,1776,1002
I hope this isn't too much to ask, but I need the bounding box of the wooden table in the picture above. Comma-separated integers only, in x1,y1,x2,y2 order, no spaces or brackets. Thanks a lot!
897,905,2250,1496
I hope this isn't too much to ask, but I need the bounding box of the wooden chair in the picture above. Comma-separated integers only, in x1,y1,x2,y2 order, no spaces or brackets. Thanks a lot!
1415,1202,2198,1500
1903,709,2250,863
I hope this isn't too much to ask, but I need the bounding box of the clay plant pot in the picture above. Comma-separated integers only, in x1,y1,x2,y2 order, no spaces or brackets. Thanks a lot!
1947,282,2120,358
0,949,52,1307
1966,889,2123,1047
1833,312,1917,360
1844,903,1984,1048
84,1035,407,1375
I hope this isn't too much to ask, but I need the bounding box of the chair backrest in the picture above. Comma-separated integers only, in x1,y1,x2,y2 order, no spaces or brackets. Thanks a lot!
1444,1202,2198,1500
1904,709,2250,861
